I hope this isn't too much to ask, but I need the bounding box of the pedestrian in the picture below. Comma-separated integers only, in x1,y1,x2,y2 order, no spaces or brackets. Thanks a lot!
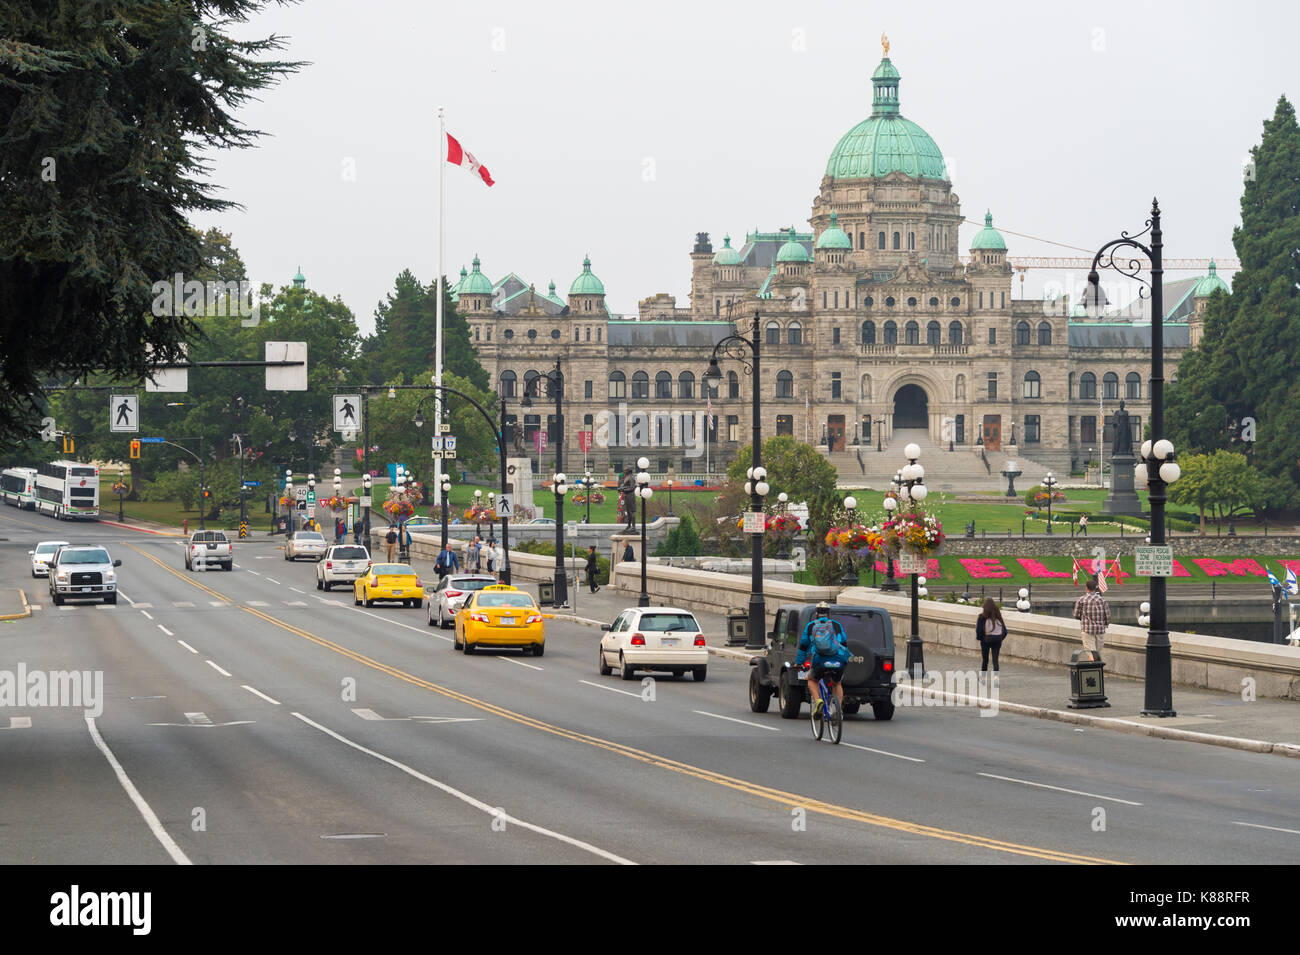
385,524,397,563
485,538,497,575
467,536,482,573
1078,514,1088,536
493,540,506,580
1072,577,1110,661
435,542,459,579
586,544,601,593
976,597,1007,687
353,519,363,545
400,523,412,562
335,516,345,544
622,542,635,563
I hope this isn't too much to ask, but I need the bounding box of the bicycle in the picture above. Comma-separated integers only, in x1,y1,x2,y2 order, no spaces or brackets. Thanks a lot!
806,666,844,744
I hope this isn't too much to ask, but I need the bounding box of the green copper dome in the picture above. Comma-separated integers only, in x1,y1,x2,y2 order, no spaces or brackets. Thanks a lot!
545,280,565,306
1193,260,1230,297
816,211,852,250
776,230,811,263
461,255,494,295
712,235,743,266
292,266,305,288
825,56,948,181
569,255,605,296
969,210,1007,251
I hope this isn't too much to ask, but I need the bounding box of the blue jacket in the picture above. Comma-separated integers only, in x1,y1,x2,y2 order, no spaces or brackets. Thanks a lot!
795,617,850,667
436,548,459,572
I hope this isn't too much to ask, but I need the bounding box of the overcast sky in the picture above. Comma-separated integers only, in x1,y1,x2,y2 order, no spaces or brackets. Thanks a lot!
194,0,1299,331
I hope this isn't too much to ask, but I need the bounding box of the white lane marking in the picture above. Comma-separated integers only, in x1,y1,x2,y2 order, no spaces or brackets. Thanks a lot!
1231,821,1300,836
205,660,232,677
500,656,543,671
265,577,280,585
245,600,269,607
242,685,281,705
172,601,194,608
290,587,305,594
348,604,453,642
248,570,262,576
186,712,212,725
208,600,227,607
840,741,926,763
292,712,634,865
353,707,384,720
977,772,1143,806
233,564,241,569
3,717,32,729
752,859,802,865
284,600,308,607
177,640,198,654
693,710,780,732
118,591,135,605
158,624,174,636
29,604,42,611
85,717,192,865
140,610,153,620
350,707,478,723
578,679,642,699
96,603,113,610
133,602,153,609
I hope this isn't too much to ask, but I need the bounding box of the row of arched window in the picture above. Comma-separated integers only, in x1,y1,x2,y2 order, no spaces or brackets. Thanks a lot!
1075,371,1142,401
1015,321,1053,345
599,370,802,400
862,320,966,346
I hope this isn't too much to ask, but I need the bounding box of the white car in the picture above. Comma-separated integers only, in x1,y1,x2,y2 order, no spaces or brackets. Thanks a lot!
317,544,371,590
30,540,70,578
285,530,328,561
599,606,708,682
426,573,497,628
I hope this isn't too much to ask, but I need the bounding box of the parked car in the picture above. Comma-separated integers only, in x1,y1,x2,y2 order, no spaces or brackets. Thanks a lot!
184,529,233,571
353,563,423,608
454,584,550,655
29,540,70,578
749,603,896,721
599,606,708,682
48,545,121,605
316,544,371,590
285,530,328,561
427,573,497,628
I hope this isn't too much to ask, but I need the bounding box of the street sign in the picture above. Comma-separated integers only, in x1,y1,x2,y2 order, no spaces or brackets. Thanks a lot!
295,486,308,501
1135,546,1174,577
359,496,372,508
109,394,139,433
743,511,765,535
898,553,926,575
307,504,316,517
431,437,444,452
139,437,164,444
306,491,316,504
333,394,362,432
266,341,308,391
440,422,451,434
445,437,456,454
145,343,188,393
497,494,514,518
242,480,262,487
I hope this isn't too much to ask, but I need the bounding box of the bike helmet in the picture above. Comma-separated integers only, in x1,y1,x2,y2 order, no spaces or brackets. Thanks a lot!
815,601,831,614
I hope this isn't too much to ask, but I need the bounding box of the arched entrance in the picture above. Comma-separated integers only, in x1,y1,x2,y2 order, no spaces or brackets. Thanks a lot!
892,384,929,429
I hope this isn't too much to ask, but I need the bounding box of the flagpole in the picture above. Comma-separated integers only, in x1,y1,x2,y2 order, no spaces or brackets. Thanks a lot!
434,106,445,496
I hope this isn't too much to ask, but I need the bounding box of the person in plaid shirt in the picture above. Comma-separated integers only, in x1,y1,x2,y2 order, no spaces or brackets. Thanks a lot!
1072,577,1110,660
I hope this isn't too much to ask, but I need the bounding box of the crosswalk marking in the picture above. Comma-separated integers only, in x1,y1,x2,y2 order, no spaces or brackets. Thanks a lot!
3,717,32,730
133,603,153,609
186,712,211,725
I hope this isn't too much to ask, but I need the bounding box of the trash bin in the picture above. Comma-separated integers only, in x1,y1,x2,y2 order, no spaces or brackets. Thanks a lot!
275,515,289,535
539,578,554,606
726,611,748,647
1067,650,1110,708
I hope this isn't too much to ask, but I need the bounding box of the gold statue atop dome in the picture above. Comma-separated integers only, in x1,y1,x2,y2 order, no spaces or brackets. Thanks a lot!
881,33,889,56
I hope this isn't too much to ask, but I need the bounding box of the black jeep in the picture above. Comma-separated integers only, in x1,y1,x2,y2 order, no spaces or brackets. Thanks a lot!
749,603,896,721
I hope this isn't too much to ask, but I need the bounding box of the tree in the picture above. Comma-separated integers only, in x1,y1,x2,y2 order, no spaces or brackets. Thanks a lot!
1167,96,1300,509
724,436,840,570
0,2,301,451
1168,450,1264,532
360,271,489,391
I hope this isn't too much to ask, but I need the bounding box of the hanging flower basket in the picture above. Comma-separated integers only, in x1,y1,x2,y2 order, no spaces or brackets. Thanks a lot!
824,523,883,561
884,509,945,556
111,481,130,496
279,495,294,508
320,495,348,510
572,489,606,505
464,504,497,522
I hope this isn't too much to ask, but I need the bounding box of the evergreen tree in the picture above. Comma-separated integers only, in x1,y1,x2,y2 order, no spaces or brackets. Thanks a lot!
361,272,489,391
1168,96,1300,507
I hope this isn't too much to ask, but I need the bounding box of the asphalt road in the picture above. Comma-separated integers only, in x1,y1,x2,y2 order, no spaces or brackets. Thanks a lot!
2,507,1299,865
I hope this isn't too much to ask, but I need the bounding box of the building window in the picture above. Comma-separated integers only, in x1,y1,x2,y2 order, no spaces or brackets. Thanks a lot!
830,372,841,399
949,321,963,344
586,326,592,341
552,329,561,340
979,292,983,309
655,371,672,399
1081,415,1097,445
584,379,593,399
788,322,803,345
859,232,865,249
893,231,900,250
727,415,740,442
1023,370,1041,399
987,372,998,400
832,327,840,345
905,321,919,345
951,297,961,307
822,291,827,310
474,326,480,341
596,326,601,342
527,329,537,341
584,413,594,428
504,329,514,341
776,415,793,436
1080,372,1096,400
907,296,918,307
885,296,895,307
907,232,915,250
927,321,941,345
486,327,491,341
884,321,898,345
1025,415,1041,443
930,296,939,307
833,290,839,309
1068,372,1074,399
1038,321,1052,345
766,322,780,345
584,301,592,312
956,414,965,445
715,300,720,317
524,370,540,399
1103,372,1119,399
500,370,517,398
861,320,875,344
631,371,649,400
865,296,874,307
1126,372,1142,399
1001,292,1006,309
678,371,695,399
1016,321,1031,345
988,327,996,345
878,232,886,250
728,370,740,399
574,327,580,341
776,371,794,398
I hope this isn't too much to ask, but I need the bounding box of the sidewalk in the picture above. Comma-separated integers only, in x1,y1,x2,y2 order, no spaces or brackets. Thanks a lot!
0,589,30,621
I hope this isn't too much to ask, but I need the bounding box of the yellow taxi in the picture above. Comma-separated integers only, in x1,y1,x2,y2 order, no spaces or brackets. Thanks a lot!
453,584,551,656
353,563,424,608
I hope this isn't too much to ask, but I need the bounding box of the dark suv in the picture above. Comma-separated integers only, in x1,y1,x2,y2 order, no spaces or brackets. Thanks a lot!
749,603,896,721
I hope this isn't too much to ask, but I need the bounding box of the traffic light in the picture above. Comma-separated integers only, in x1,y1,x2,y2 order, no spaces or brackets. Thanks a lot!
203,488,211,499
130,439,141,459
61,434,74,454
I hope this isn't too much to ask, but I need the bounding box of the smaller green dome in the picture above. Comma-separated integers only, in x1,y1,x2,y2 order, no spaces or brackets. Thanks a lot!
872,58,900,81
776,230,811,263
460,254,494,295
816,211,852,250
569,255,605,296
712,235,743,266
970,210,1007,251
292,266,305,288
1193,260,1230,298
545,280,565,306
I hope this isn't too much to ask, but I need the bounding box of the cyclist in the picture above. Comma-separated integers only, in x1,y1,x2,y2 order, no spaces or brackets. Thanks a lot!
795,601,850,717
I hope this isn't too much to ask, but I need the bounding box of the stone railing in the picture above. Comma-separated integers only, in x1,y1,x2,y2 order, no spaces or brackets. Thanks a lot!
938,534,1300,557
610,560,836,628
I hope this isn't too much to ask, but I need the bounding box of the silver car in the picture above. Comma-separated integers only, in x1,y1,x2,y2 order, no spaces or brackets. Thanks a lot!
316,544,371,590
285,530,328,561
30,540,70,578
427,574,497,628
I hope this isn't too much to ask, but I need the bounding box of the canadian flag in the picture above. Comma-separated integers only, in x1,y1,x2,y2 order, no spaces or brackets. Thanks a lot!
446,133,495,187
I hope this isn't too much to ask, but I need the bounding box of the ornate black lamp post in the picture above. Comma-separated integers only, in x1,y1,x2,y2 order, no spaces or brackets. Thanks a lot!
665,479,674,517
524,359,567,607
879,471,902,593
1001,460,1022,497
635,458,652,607
361,473,372,545
874,416,885,452
1042,471,1059,534
332,469,343,542
841,495,858,587
1087,199,1180,717
552,470,570,607
776,491,790,560
115,468,126,522
580,471,594,524
439,475,451,552
895,442,928,678
704,309,766,650
472,489,483,536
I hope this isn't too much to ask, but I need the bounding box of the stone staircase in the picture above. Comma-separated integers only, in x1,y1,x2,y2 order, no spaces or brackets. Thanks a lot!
826,429,1051,492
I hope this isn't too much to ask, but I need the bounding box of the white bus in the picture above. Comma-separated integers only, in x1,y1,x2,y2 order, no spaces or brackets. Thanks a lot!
0,467,38,509
35,460,100,520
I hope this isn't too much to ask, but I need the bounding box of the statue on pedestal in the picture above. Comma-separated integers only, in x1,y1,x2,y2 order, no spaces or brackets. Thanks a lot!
1112,400,1133,456
618,467,635,530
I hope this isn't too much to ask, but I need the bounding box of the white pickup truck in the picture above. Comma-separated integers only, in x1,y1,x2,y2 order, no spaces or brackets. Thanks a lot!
185,530,233,571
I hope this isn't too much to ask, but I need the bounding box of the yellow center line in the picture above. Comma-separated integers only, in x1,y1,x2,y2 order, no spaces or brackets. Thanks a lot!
126,543,1123,865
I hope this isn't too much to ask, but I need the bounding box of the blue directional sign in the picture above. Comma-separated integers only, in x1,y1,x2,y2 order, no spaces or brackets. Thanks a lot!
242,480,262,487
139,437,164,444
